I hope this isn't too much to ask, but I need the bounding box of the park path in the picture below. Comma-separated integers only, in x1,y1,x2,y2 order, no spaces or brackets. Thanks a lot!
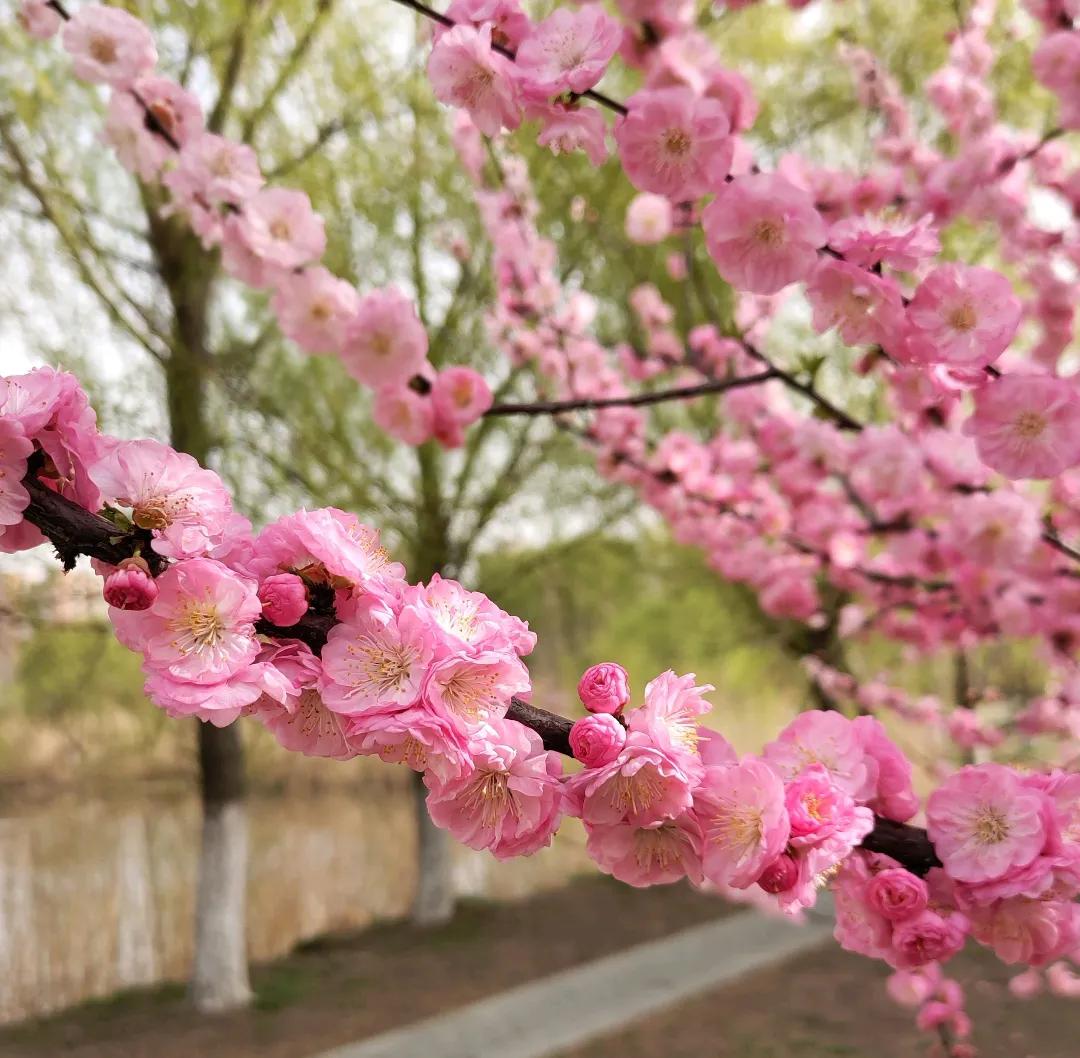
311,905,833,1058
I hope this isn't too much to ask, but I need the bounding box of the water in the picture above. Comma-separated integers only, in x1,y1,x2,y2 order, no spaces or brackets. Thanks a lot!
0,784,590,1024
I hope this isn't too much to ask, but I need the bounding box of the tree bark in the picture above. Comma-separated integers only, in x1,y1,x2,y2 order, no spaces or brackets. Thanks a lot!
409,443,458,925
151,211,253,1011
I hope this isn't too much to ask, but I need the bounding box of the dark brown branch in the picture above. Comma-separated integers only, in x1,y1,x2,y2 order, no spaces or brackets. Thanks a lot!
485,370,778,417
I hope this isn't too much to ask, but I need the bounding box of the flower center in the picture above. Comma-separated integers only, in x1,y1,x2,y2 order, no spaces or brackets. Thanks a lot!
973,804,1010,845
309,299,333,322
611,766,664,816
133,498,174,530
172,603,225,654
348,636,419,697
1013,410,1048,441
89,34,118,65
439,669,498,721
462,770,515,827
269,218,292,241
752,219,785,247
634,825,682,870
663,128,692,157
711,805,764,851
947,301,977,332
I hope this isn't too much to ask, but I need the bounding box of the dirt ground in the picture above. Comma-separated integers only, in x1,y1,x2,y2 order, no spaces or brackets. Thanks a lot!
0,874,729,1058
554,940,1080,1058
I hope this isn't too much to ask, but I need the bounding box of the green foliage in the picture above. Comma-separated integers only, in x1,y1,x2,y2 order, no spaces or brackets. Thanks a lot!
15,622,148,720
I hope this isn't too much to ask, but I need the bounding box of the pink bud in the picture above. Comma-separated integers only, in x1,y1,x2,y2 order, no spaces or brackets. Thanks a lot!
577,662,630,715
569,714,626,768
103,562,158,611
258,572,309,626
755,852,799,894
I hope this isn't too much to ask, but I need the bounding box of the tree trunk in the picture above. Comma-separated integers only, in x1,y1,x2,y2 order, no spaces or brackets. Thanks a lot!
410,770,456,925
153,213,252,1011
409,443,457,926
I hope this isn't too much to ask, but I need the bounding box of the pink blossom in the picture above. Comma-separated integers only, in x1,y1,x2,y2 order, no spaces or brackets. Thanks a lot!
350,705,472,780
402,573,536,658
785,763,873,849
18,0,62,39
442,0,531,50
0,420,33,531
373,385,435,446
968,898,1079,966
832,856,893,958
628,669,712,763
756,852,800,894
248,507,405,597
585,812,703,887
827,214,940,271
889,909,968,969
763,710,871,800
905,265,1021,369
272,268,359,356
806,259,905,347
103,561,158,612
62,4,157,87
431,366,493,442
426,718,563,859
321,595,434,716
866,868,930,922
227,187,326,278
423,650,530,730
945,490,1041,567
516,5,620,97
614,87,732,201
853,716,919,824
342,287,429,389
703,173,826,294
534,105,609,167
565,733,695,828
570,713,627,767
927,764,1048,884
695,757,790,888
427,24,522,137
247,642,357,760
887,967,942,1007
1008,968,1044,999
258,572,308,626
625,193,673,244
965,374,1080,479
90,438,234,560
577,661,630,714
1033,32,1080,129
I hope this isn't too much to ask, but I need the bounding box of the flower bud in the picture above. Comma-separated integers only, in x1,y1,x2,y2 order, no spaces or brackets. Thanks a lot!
569,713,626,768
755,852,799,894
258,572,309,626
577,662,630,715
103,562,158,611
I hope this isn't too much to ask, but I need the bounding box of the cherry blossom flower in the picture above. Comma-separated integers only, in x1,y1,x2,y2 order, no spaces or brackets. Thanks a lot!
866,868,930,922
577,661,630,714
806,259,906,347
965,374,1080,479
905,264,1021,369
889,909,969,969
372,385,435,446
424,650,530,731
321,595,435,716
695,757,790,889
628,669,712,764
19,0,62,39
431,366,493,444
257,572,308,627
62,4,157,87
585,812,703,886
614,87,732,201
90,438,234,560
625,193,674,244
342,287,430,389
0,420,33,532
426,718,564,858
226,187,326,278
427,24,522,137
103,561,158,612
703,173,826,294
1033,31,1080,129
533,104,609,167
272,267,359,356
515,5,620,97
570,713,627,767
763,711,871,800
827,214,940,271
927,764,1048,884
442,0,531,50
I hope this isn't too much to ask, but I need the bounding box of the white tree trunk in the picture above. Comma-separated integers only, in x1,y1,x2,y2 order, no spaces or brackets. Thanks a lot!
411,771,456,926
190,800,252,1011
